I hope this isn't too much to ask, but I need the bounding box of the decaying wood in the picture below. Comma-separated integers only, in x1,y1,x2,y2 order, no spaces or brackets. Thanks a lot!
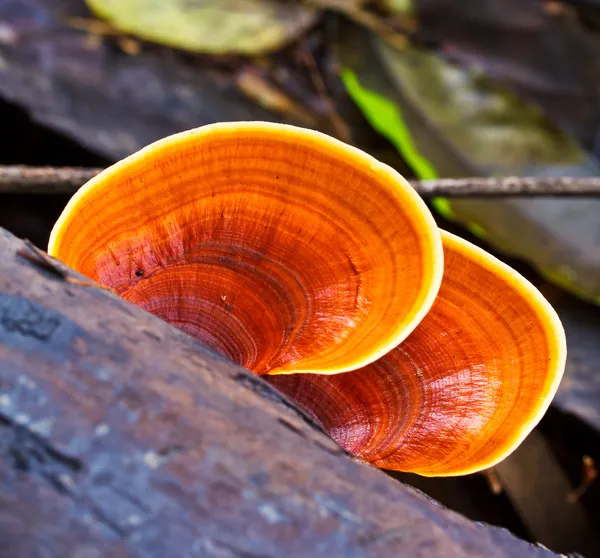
2,165,600,197
0,227,558,558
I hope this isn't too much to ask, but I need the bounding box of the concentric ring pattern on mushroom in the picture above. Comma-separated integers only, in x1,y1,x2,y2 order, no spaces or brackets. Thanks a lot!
49,122,566,477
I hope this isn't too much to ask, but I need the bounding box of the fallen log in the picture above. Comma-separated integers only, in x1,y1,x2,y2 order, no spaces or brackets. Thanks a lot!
0,227,559,557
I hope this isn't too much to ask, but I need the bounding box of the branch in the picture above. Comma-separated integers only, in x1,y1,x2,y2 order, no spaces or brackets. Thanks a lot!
411,176,600,197
1,165,600,197
0,166,100,194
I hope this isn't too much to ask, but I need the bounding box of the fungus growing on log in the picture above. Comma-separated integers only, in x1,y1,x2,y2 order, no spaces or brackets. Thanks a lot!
49,122,443,376
269,231,566,475
49,122,566,476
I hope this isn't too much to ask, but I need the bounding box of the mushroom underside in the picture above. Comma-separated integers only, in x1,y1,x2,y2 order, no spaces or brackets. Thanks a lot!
268,231,565,476
49,123,442,375
48,123,565,476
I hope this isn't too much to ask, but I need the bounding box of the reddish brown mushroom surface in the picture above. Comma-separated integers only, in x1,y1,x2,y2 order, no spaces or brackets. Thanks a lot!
269,230,566,475
49,122,442,376
49,122,566,476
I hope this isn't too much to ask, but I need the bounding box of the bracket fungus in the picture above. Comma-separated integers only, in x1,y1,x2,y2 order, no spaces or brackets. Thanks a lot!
49,122,566,476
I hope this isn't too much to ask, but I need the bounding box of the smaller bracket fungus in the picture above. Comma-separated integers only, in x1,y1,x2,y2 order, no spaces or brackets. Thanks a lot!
49,122,566,476
269,231,566,475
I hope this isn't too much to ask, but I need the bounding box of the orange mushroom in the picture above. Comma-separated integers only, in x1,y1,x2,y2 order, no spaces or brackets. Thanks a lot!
269,231,566,475
49,122,566,476
49,122,443,376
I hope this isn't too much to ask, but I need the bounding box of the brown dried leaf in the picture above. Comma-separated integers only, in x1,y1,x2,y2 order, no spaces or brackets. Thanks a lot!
86,0,319,55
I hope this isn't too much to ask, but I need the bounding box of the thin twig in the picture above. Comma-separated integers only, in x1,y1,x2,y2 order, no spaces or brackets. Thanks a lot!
2,165,600,197
482,467,503,495
0,166,101,193
300,42,351,143
306,0,412,49
568,455,598,503
235,68,317,127
409,176,600,197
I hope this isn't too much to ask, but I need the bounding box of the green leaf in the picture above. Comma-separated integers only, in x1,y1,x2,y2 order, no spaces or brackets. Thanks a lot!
86,0,318,55
341,69,459,219
380,0,413,14
338,22,600,302
374,40,588,172
341,68,437,180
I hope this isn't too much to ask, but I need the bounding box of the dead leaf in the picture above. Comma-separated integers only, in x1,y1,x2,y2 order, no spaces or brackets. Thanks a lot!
0,0,400,169
337,21,600,303
416,0,600,150
236,68,317,125
375,39,587,170
551,292,600,434
86,0,319,55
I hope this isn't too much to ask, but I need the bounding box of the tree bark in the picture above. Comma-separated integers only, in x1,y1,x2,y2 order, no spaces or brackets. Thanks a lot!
0,227,558,558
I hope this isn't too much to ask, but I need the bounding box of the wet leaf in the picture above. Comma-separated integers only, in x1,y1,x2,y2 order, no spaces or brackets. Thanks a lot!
416,0,600,151
86,0,318,55
375,39,589,172
337,21,600,302
342,68,436,179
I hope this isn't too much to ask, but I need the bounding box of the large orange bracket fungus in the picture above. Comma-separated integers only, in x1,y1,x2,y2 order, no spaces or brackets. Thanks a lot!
49,122,566,476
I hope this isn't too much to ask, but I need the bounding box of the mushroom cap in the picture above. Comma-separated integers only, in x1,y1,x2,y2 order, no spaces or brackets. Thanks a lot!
49,122,443,376
268,230,566,476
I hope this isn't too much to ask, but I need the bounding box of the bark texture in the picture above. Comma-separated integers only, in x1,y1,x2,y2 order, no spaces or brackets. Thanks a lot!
0,227,558,557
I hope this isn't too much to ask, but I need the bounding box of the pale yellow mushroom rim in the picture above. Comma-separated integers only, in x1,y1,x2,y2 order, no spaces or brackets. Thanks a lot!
48,121,445,376
422,230,567,477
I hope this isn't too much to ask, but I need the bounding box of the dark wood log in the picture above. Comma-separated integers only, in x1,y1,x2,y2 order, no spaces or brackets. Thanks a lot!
0,227,559,558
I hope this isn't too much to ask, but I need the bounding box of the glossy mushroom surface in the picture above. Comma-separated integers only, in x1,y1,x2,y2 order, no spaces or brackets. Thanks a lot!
268,231,566,476
49,122,443,375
